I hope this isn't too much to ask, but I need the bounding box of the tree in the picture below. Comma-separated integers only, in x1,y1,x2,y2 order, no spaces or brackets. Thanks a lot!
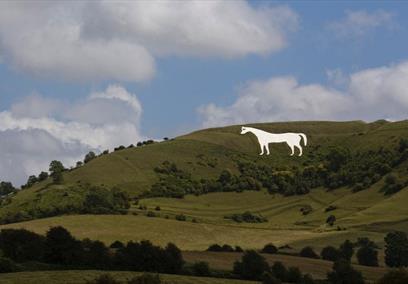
385,231,408,267
0,228,45,262
357,245,378,266
84,151,96,164
300,246,319,259
271,261,287,282
321,246,340,261
82,239,111,268
38,171,49,182
44,226,83,264
262,272,282,284
25,175,38,187
262,243,278,254
49,160,64,184
326,215,336,226
0,181,15,196
339,240,354,261
286,266,302,283
327,259,365,284
233,250,269,280
163,243,184,274
192,261,210,276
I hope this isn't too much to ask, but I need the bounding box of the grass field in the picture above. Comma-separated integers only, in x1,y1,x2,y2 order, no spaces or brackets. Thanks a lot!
0,270,257,284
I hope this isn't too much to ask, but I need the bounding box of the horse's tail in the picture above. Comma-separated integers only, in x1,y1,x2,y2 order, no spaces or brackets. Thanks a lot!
299,133,307,146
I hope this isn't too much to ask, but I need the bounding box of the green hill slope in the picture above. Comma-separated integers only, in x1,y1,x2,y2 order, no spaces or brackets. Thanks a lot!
1,120,408,235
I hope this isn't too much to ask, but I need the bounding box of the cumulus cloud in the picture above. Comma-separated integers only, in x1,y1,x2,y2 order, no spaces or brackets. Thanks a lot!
327,10,394,38
0,85,143,185
0,1,297,81
199,61,408,127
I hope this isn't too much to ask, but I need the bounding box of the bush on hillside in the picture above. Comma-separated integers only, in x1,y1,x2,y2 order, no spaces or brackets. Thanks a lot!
300,246,319,259
261,243,278,254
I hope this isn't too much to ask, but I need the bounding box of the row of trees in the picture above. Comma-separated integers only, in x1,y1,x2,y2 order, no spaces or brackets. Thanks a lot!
0,226,183,274
0,181,15,196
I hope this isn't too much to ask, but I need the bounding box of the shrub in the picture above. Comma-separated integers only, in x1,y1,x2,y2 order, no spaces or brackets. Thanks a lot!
286,266,302,283
207,244,223,252
262,272,282,284
155,206,161,211
261,243,278,254
300,246,319,259
175,214,186,221
326,215,336,226
321,246,340,261
233,250,269,280
0,257,20,273
109,241,124,249
339,240,354,261
146,211,156,217
357,245,378,266
385,231,408,267
327,259,365,284
271,261,287,282
192,261,210,276
235,246,244,252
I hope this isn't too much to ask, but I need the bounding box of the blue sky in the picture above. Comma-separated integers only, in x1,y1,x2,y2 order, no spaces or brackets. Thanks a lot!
1,1,408,184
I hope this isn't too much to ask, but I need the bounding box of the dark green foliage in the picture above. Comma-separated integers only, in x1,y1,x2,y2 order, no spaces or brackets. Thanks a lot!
385,231,408,267
146,211,156,217
286,266,302,283
300,205,313,215
175,214,186,221
261,243,278,254
0,228,45,262
382,174,406,195
321,246,341,261
271,262,287,282
49,160,64,184
114,145,125,151
84,151,97,164
0,257,20,273
225,211,267,223
115,240,184,274
327,259,365,284
38,171,49,181
25,175,38,188
82,239,111,268
110,240,124,249
83,186,130,214
326,215,336,226
207,244,223,252
0,181,15,196
44,226,83,265
233,250,269,280
378,269,408,284
300,246,319,259
325,205,337,212
235,246,244,252
356,245,378,267
191,261,210,276
339,240,354,261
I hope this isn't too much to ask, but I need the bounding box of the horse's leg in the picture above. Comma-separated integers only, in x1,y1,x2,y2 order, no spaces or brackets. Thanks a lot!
288,143,295,156
266,144,270,155
259,143,264,155
295,144,303,156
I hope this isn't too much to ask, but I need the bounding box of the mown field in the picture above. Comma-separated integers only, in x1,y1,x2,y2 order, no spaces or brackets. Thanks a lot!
0,270,257,284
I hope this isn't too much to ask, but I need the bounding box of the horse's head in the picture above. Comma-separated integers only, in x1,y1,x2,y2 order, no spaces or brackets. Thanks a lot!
240,126,249,134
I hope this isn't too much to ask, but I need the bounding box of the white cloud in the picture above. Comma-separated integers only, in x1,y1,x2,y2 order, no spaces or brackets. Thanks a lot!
0,85,143,185
199,61,408,127
327,10,394,38
0,1,297,81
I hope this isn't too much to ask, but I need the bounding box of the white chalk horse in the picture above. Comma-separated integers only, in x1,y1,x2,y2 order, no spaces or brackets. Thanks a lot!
240,126,307,156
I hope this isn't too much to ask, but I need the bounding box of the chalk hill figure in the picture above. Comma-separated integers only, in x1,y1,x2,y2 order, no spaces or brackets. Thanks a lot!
240,126,307,156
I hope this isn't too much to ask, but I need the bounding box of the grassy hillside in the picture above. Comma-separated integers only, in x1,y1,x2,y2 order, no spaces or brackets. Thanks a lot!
1,120,408,282
0,270,257,284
